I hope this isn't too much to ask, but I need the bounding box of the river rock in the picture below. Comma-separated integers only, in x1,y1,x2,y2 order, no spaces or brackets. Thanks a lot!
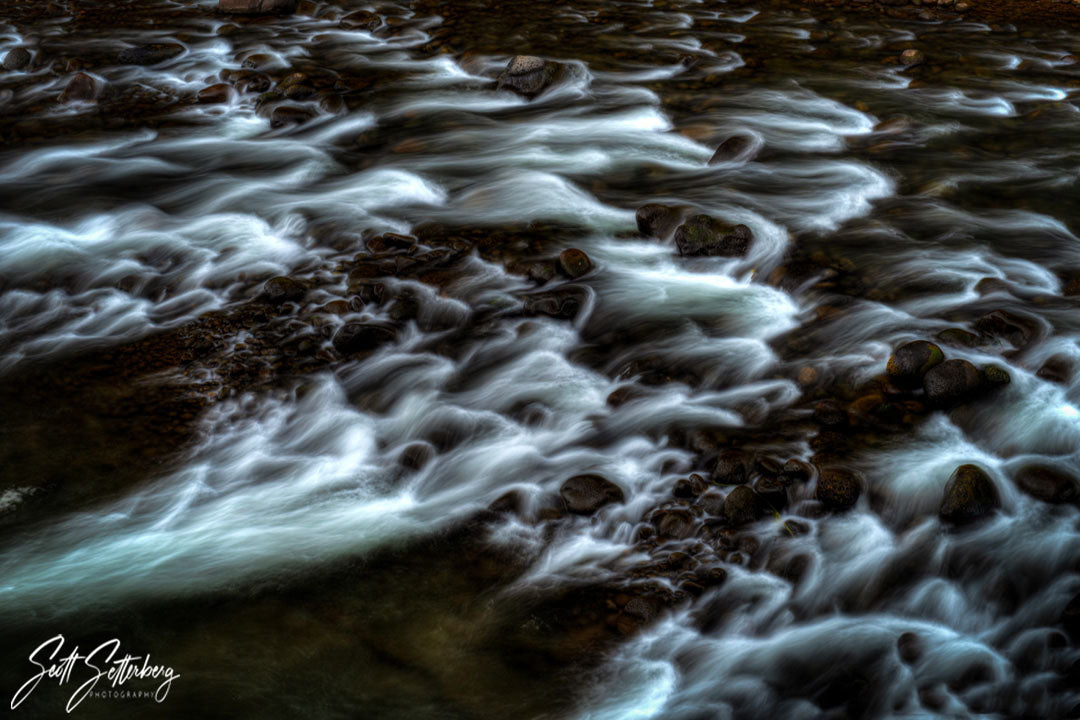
1012,464,1079,504
2,47,31,71
59,72,97,103
780,459,813,483
886,340,944,387
558,248,592,278
708,134,756,164
332,322,396,354
652,507,696,539
711,449,751,485
117,43,184,65
342,10,380,30
922,359,982,407
723,485,763,525
523,287,586,320
674,215,752,257
635,203,684,239
815,467,861,511
260,276,305,304
219,0,298,14
1036,354,1073,385
940,464,999,523
496,55,562,99
899,48,925,66
198,83,232,104
897,632,923,664
560,474,624,514
270,105,315,128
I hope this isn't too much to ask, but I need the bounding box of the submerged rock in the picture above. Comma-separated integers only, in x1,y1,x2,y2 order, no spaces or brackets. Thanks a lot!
260,276,306,304
815,467,861,511
708,134,756,164
270,105,315,128
59,72,97,103
342,10,380,30
980,364,1011,388
651,507,696,539
711,449,751,485
1036,354,1074,385
940,464,999,523
558,248,592,278
923,359,982,407
975,309,1040,349
198,83,232,104
635,204,684,240
332,322,396,354
2,47,31,71
496,55,562,99
886,340,944,387
1013,464,1079,504
674,215,752,257
117,43,184,66
560,474,624,514
219,0,298,14
723,485,763,525
899,48,925,66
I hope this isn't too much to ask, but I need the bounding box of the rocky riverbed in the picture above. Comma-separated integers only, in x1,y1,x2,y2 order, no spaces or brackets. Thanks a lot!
2,0,1080,718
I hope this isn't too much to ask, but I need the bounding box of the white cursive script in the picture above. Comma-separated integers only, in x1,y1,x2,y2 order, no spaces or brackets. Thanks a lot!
10,635,179,713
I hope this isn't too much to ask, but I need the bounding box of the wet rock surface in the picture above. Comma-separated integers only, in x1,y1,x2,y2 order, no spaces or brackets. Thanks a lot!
1,0,1080,717
940,464,1000,523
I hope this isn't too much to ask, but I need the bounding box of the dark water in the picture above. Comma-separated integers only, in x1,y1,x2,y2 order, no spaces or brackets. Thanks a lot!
1,0,1080,718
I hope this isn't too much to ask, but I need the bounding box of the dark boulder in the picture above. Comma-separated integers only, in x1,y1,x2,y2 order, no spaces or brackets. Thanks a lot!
496,55,562,99
59,72,97,103
2,47,31,71
219,0,298,14
723,485,764,525
635,203,684,240
260,276,305,304
560,474,624,515
923,359,982,407
711,449,751,485
398,442,435,470
674,215,752,257
1037,354,1074,385
815,467,862,511
780,458,813,484
651,508,697,539
270,105,315,128
558,248,592,278
117,43,184,66
332,322,396,354
198,83,232,104
897,632,923,664
1013,464,1079,504
708,134,756,164
886,340,944,387
940,464,999,523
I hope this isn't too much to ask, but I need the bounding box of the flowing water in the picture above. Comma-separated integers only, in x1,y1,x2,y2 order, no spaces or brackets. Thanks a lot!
1,0,1079,717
